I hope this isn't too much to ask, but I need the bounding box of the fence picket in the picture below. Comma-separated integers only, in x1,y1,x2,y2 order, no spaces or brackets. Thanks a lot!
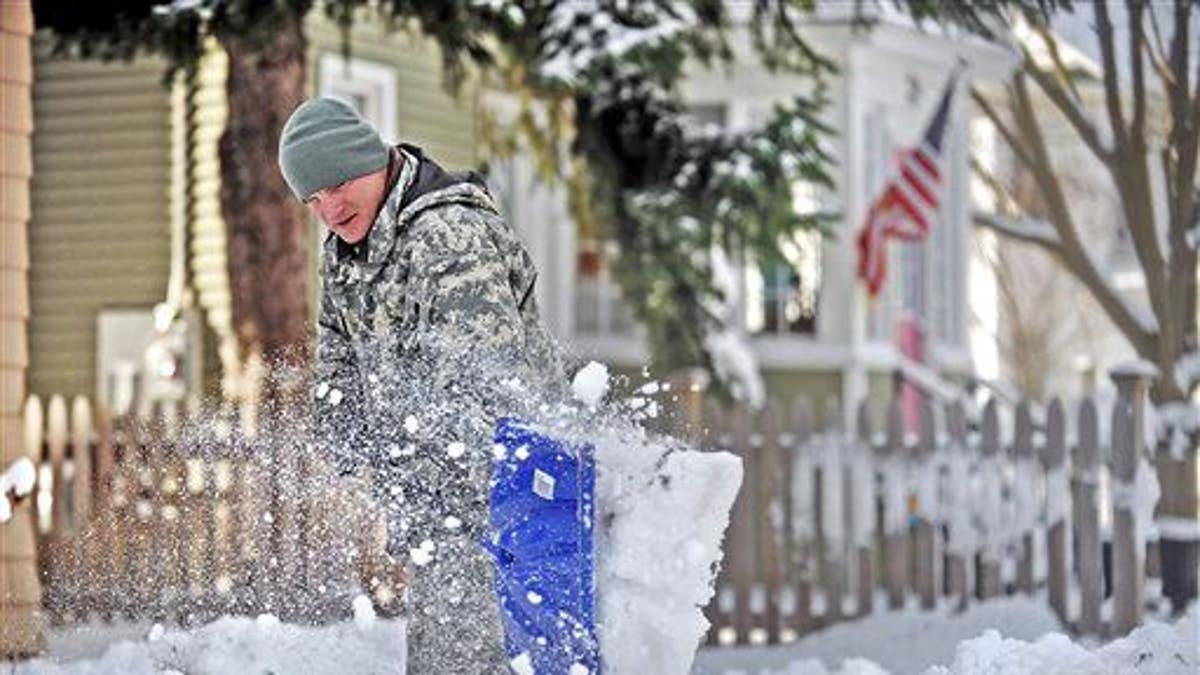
816,397,844,623
944,401,970,610
788,397,815,635
1075,398,1103,633
22,384,1168,646
1042,399,1069,623
977,400,1003,600
1109,398,1143,635
913,401,937,610
1014,402,1036,595
853,400,875,618
882,399,907,609
759,405,785,643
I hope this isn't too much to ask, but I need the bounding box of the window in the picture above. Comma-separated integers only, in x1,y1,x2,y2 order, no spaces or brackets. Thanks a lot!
318,53,398,143
684,102,824,337
573,238,638,336
745,227,822,336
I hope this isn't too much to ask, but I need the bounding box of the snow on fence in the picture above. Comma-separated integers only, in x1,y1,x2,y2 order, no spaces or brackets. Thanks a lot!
21,395,401,627
698,372,1171,647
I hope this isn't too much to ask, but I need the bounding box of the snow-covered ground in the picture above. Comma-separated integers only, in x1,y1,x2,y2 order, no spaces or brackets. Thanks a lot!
14,596,1194,674
12,609,407,674
693,596,1198,675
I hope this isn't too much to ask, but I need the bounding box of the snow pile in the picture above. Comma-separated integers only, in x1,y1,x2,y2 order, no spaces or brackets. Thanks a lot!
696,596,1065,674
928,605,1197,675
697,596,1197,675
566,360,742,674
15,613,406,674
594,426,742,675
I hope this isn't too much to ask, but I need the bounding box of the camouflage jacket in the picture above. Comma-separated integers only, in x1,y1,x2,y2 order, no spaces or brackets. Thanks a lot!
314,145,564,480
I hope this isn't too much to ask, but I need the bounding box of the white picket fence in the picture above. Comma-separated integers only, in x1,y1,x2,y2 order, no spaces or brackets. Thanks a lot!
698,369,1171,645
13,367,1182,647
21,395,400,626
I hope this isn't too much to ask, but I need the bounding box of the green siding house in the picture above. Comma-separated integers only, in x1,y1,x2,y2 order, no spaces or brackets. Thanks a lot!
28,12,478,407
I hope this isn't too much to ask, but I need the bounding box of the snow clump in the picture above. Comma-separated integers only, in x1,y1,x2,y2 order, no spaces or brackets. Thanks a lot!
572,361,611,408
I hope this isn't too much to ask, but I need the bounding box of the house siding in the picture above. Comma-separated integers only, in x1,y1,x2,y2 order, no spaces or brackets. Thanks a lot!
28,42,173,399
26,12,479,403
305,13,478,169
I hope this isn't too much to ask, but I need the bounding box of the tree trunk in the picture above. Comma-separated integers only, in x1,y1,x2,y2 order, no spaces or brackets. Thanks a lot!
217,15,311,403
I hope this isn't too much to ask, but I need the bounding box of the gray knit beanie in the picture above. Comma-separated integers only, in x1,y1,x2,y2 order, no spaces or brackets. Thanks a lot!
278,97,390,200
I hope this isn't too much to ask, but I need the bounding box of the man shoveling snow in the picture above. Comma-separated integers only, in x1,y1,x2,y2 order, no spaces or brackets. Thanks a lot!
278,98,741,674
280,97,566,672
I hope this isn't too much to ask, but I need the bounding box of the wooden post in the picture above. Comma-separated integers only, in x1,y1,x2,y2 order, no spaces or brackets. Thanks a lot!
41,395,69,622
45,395,69,537
913,401,938,609
977,400,1003,600
853,399,875,618
65,397,94,620
1075,398,1104,634
2,396,46,655
1013,401,1037,595
144,423,172,623
774,398,797,636
788,396,815,636
228,431,256,616
183,443,206,623
88,407,117,620
0,1,40,655
1109,365,1155,635
882,398,908,609
69,397,93,529
1041,399,1070,623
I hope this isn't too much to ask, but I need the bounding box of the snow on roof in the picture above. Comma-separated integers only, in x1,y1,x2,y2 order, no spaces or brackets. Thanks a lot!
1012,15,1102,79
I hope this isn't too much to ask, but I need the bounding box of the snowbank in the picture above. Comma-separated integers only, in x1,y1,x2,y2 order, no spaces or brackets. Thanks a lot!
594,427,742,675
16,611,406,674
929,606,1197,675
694,597,1197,675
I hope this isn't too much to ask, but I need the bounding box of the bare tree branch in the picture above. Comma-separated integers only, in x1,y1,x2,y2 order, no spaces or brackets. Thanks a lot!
971,86,1034,168
973,210,1063,249
1008,72,1158,355
1033,23,1083,101
1094,1,1129,150
1019,47,1113,167
1130,1,1148,142
1110,1,1169,325
1145,1,1176,87
969,154,1023,214
1170,0,1200,235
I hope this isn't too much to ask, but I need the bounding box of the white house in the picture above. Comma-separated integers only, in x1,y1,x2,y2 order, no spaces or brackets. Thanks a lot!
492,11,1013,423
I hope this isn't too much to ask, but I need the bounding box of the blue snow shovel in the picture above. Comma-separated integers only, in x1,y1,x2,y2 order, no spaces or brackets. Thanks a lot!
486,418,600,674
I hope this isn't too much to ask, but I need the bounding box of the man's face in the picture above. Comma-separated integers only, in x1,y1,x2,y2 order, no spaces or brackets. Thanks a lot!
305,167,388,245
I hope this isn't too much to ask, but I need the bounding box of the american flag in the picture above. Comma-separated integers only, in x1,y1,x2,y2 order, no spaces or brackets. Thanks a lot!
857,70,960,297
